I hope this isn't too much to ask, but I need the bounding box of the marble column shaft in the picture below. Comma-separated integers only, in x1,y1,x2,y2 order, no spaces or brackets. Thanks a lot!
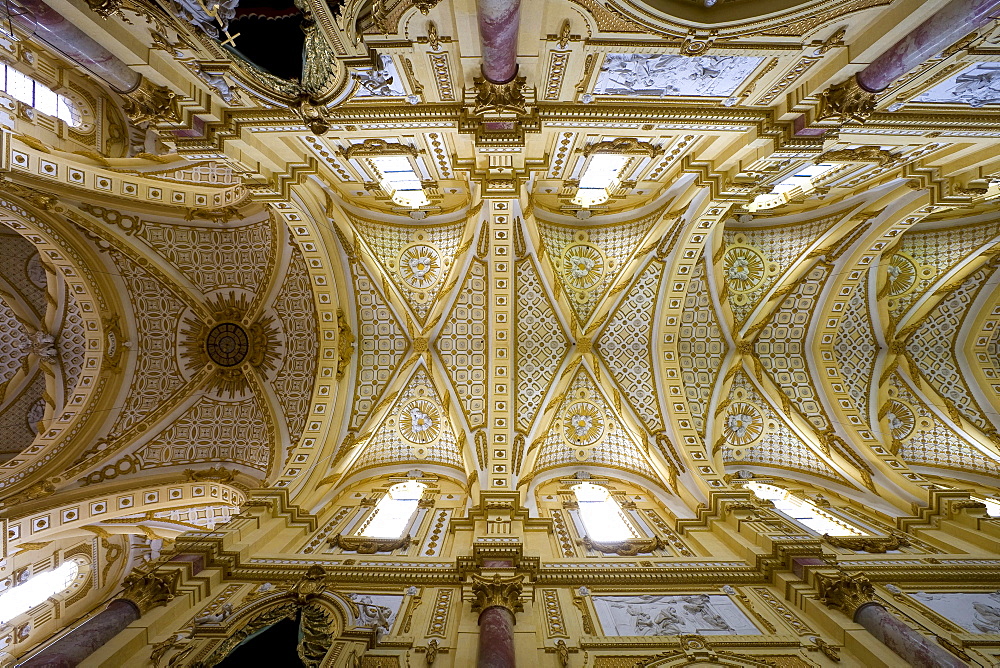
854,603,968,668
857,0,1000,92
475,0,520,83
12,0,140,92
19,599,140,668
477,605,516,668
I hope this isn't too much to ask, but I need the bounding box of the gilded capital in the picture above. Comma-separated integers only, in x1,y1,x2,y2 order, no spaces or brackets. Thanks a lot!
118,568,179,615
471,573,524,615
816,571,880,619
817,75,877,125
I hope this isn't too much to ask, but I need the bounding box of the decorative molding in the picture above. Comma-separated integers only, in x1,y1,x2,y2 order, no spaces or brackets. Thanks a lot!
580,535,665,556
470,573,524,615
330,534,412,554
822,533,910,553
815,572,879,618
119,567,179,614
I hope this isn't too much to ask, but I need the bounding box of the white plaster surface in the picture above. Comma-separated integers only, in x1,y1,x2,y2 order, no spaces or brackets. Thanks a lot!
914,63,1000,107
352,55,407,97
348,593,405,634
593,593,760,636
911,591,1000,633
593,54,763,97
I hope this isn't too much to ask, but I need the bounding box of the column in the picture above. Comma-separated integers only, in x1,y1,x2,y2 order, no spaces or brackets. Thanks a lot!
816,572,968,668
20,569,177,668
857,0,1000,93
475,0,520,83
471,573,523,668
12,0,139,93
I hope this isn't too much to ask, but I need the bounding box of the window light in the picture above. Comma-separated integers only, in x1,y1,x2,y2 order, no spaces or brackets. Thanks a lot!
975,496,1000,517
572,482,640,542
370,156,429,208
0,65,81,127
0,561,79,624
746,482,865,537
572,154,630,207
359,480,426,539
748,163,837,212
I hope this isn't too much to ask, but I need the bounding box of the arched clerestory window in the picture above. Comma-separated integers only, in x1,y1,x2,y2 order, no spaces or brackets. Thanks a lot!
572,481,641,542
746,482,866,536
0,560,81,624
357,480,426,539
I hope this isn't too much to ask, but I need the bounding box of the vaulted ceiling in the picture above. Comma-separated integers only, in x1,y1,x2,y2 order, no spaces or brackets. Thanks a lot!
0,0,997,518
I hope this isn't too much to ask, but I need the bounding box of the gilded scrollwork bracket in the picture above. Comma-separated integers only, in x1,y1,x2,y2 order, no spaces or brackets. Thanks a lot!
822,532,910,553
329,533,412,553
579,535,666,556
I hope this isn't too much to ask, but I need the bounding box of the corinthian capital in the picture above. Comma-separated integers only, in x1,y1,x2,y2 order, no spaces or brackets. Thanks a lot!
816,571,879,619
119,568,179,615
471,574,524,615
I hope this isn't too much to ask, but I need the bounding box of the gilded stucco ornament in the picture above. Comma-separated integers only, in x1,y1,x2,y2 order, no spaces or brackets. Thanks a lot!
471,573,524,614
822,533,911,553
581,535,665,556
473,75,527,114
330,533,412,553
563,401,604,446
398,243,444,292
818,146,899,167
722,402,764,447
120,76,181,126
399,398,441,445
119,568,179,614
292,564,330,603
818,76,877,124
816,572,879,618
336,308,354,381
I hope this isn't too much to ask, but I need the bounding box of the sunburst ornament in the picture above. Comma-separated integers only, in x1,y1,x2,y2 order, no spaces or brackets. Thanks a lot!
564,401,604,446
398,243,443,291
884,400,915,440
723,241,778,305
723,402,764,446
399,398,441,444
562,243,606,292
179,292,281,398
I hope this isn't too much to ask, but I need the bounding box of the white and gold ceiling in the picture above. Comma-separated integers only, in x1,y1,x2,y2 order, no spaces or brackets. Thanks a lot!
0,0,996,521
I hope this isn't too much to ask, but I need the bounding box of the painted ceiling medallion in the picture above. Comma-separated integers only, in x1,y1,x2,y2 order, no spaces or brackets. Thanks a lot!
562,243,606,292
885,253,918,297
723,246,767,292
564,401,604,446
723,402,764,446
205,322,249,367
399,398,441,444
885,400,916,440
398,243,443,292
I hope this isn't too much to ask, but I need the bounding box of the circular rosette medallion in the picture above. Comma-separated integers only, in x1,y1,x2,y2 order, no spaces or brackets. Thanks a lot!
723,245,769,294
723,402,764,447
564,401,605,447
398,244,443,291
399,398,441,444
884,400,915,440
205,322,249,367
561,244,606,291
885,253,918,297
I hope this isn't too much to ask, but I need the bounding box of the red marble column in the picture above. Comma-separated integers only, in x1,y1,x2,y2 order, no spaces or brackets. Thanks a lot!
857,0,1000,92
12,0,140,92
854,603,968,668
477,605,516,668
475,0,521,83
19,600,140,668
